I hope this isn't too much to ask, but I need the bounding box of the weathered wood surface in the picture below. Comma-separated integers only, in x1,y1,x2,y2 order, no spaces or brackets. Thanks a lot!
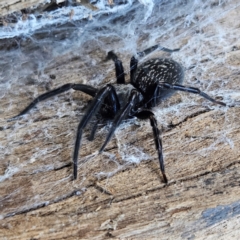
0,0,47,16
0,1,240,239
0,0,66,16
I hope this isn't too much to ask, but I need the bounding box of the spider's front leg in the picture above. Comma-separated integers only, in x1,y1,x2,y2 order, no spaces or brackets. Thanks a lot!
99,89,141,153
73,84,120,179
8,83,97,121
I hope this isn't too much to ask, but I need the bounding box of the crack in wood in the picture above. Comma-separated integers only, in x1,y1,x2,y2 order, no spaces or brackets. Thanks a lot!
166,108,210,130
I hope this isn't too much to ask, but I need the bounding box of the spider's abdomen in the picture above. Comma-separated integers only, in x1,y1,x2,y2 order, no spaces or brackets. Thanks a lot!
133,58,184,100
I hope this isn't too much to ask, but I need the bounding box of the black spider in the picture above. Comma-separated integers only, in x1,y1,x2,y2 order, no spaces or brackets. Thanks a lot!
9,44,226,183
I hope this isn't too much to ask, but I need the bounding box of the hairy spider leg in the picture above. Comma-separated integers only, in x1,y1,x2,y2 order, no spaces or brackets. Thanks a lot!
130,56,138,83
73,84,120,179
130,45,180,83
146,83,162,107
158,83,226,106
136,109,167,183
106,51,125,84
137,45,180,58
8,83,97,121
99,89,140,153
149,113,167,183
88,120,100,141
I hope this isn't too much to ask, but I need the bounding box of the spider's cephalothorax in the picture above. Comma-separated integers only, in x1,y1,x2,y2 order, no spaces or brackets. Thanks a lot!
9,44,226,183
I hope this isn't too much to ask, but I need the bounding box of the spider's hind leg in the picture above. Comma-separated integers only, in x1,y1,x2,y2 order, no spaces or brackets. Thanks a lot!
136,110,167,184
159,83,226,106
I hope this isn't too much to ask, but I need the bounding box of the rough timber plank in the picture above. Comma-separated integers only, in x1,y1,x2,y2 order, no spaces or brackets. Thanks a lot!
0,1,240,240
0,0,47,16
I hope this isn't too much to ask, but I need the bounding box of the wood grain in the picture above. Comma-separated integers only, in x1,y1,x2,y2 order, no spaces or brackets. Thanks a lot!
0,0,240,239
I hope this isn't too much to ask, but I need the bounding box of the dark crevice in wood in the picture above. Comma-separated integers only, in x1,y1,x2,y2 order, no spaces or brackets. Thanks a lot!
166,108,211,130
94,183,114,196
5,189,79,219
54,162,72,171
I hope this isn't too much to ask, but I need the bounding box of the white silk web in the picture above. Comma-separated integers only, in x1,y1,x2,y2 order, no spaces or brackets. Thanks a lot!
0,0,239,218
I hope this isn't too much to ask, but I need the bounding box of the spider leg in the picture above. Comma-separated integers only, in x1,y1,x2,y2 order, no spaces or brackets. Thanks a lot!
151,83,162,107
8,83,97,121
130,56,138,83
73,84,119,179
137,45,180,58
136,110,167,183
159,83,226,106
106,51,125,84
99,89,140,153
88,120,100,141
